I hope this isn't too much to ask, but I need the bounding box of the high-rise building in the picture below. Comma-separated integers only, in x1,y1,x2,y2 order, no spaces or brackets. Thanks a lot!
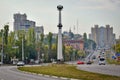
89,25,116,48
13,13,44,43
13,13,36,31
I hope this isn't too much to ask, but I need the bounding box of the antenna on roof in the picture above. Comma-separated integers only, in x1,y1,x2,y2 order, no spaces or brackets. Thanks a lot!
73,25,75,34
77,19,79,34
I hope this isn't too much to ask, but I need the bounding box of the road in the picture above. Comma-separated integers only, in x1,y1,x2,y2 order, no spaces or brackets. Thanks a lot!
77,64,120,77
77,50,120,77
0,66,63,80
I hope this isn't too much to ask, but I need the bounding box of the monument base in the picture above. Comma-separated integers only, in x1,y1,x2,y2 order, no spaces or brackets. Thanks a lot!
57,59,64,64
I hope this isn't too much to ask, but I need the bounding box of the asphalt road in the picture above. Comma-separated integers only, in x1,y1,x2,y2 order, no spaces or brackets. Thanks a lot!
77,64,120,77
0,66,63,80
77,50,120,77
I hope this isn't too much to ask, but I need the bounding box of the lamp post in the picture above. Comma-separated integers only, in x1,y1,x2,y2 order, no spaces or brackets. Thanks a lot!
20,25,27,62
57,5,63,62
22,38,24,61
1,29,4,65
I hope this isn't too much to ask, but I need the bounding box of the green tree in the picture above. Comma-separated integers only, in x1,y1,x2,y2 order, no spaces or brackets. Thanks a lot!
4,25,9,45
47,32,53,61
64,46,73,61
8,31,15,45
83,33,87,41
77,50,85,59
83,33,88,49
27,27,35,45
51,44,57,60
114,44,120,53
44,45,49,62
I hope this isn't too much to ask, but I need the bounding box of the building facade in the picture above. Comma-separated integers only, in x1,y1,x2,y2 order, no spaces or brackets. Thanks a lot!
63,40,84,50
14,13,36,31
90,25,116,48
13,13,44,43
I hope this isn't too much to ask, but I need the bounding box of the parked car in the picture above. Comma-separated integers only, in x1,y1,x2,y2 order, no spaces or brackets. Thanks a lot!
77,61,84,64
92,55,96,59
86,61,92,65
17,61,25,66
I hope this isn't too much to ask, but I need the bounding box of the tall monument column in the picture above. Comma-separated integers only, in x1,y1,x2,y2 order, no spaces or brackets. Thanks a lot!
57,5,63,61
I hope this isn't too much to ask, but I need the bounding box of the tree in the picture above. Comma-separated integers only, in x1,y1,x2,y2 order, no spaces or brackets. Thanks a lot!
4,25,9,45
47,32,53,61
87,39,96,50
36,33,44,62
44,45,49,62
40,33,44,43
64,46,73,61
83,33,88,49
8,31,15,45
51,44,57,60
40,33,44,57
77,50,85,59
27,27,35,45
113,44,120,53
83,33,87,41
83,33,96,50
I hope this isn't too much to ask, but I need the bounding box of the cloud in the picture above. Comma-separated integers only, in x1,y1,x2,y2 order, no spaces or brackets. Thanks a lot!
73,0,119,10
109,0,120,7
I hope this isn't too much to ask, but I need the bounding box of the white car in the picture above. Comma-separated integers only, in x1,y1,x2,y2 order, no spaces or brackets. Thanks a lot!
99,57,106,65
17,61,25,66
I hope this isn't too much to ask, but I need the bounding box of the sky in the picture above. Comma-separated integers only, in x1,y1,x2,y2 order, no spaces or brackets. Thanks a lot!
0,0,120,38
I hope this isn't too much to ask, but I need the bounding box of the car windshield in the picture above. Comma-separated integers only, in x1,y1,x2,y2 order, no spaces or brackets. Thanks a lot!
100,58,105,61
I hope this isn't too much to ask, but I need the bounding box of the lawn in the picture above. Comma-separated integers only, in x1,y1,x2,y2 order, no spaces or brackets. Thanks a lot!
18,64,120,80
107,59,120,65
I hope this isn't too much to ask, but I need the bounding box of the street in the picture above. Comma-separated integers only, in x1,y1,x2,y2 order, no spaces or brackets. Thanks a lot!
0,66,63,80
77,64,120,77
0,63,120,80
0,49,120,80
77,50,120,77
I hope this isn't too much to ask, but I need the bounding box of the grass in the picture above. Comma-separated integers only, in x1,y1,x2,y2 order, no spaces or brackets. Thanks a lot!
107,59,120,65
18,64,120,80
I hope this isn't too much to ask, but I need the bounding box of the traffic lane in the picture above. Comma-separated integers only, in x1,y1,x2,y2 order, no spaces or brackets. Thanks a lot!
77,64,120,77
0,66,62,80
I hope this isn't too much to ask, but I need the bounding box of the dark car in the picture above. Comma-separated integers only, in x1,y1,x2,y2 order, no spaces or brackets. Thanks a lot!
86,61,92,65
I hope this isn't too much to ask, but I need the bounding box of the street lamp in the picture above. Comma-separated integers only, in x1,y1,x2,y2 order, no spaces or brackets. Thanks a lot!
57,5,63,62
22,37,24,61
20,25,28,62
1,29,4,65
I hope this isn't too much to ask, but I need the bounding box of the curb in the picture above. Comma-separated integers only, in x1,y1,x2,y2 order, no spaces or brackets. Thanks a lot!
18,69,80,80
60,77,68,80
51,76,58,78
43,75,50,77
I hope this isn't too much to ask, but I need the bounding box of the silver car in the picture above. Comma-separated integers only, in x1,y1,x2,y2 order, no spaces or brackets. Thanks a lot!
17,61,25,66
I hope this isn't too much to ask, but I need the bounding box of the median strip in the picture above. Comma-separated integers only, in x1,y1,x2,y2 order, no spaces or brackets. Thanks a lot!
18,64,120,80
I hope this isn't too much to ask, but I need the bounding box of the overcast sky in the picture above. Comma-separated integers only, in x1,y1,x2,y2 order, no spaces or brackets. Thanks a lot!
0,0,120,38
